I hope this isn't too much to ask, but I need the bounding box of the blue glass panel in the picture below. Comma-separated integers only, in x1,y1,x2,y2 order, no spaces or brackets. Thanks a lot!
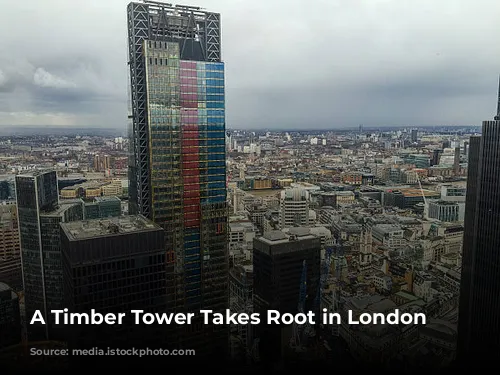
185,262,200,270
208,189,226,196
185,233,200,242
208,161,225,167
185,241,200,249
208,177,226,184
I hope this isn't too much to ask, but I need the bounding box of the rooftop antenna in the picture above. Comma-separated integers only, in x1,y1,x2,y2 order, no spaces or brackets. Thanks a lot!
495,75,500,121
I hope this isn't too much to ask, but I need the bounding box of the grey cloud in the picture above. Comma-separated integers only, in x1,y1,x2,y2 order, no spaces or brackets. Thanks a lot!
33,68,77,89
0,0,499,128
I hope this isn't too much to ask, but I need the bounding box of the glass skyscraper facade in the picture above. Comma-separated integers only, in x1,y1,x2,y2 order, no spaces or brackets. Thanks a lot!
15,171,59,340
127,1,228,353
15,171,84,341
458,80,500,365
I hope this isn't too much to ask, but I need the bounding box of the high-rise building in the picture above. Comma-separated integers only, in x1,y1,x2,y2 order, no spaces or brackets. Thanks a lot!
127,1,228,355
279,188,309,229
0,283,21,349
15,171,84,341
0,282,20,349
411,129,418,142
453,146,461,175
253,230,321,363
458,78,500,365
0,204,22,292
229,264,253,360
431,149,443,166
60,215,166,350
84,196,122,219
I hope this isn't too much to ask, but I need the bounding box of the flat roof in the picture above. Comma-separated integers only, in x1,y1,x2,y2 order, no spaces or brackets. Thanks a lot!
16,170,55,178
40,201,83,217
229,221,254,230
259,229,317,245
397,188,440,197
61,215,161,241
429,200,458,206
94,196,121,203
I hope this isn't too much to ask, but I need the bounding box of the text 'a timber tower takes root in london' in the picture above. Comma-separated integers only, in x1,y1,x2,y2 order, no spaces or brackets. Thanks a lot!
127,1,228,354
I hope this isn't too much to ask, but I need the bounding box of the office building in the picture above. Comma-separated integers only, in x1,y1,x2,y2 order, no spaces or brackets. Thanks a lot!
84,196,122,219
453,146,461,175
127,1,228,355
431,149,443,166
60,215,166,349
0,205,22,291
411,129,418,142
427,201,460,222
229,264,253,361
15,171,84,341
279,188,309,229
458,79,500,364
253,229,321,363
0,282,20,349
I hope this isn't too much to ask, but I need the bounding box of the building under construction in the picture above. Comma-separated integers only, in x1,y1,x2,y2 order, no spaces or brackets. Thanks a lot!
127,1,228,355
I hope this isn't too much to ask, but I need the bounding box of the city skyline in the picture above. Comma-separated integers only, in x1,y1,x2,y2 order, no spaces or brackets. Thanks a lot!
0,0,499,129
1,0,500,371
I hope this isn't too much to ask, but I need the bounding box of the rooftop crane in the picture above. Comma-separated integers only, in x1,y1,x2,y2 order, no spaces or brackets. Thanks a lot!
415,172,427,206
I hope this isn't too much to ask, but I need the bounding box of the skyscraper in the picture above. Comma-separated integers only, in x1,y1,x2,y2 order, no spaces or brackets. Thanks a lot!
0,204,22,292
15,171,84,341
453,146,461,175
60,215,166,350
0,282,20,349
127,1,228,354
458,78,500,364
253,229,321,363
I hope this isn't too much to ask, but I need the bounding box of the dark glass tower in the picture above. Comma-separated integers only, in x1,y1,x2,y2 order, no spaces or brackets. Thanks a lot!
127,1,228,355
15,171,84,341
253,230,321,364
60,215,166,350
458,77,500,364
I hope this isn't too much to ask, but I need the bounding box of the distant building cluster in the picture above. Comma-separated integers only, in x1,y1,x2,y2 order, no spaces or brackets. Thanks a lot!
60,179,125,199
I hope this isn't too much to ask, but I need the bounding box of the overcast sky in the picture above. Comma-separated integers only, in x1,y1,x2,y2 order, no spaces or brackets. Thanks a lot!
0,0,498,130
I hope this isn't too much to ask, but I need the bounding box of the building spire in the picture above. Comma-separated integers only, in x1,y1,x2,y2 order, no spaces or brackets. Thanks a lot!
495,75,500,120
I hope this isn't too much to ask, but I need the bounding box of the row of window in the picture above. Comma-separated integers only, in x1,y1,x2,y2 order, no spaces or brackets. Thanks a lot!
148,108,225,116
147,57,224,75
150,122,225,128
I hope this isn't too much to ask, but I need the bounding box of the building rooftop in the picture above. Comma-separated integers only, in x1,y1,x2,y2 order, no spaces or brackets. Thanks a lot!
40,200,83,216
429,200,459,206
94,196,121,203
259,229,317,245
372,224,403,233
397,188,440,198
16,169,55,178
394,290,420,301
61,215,161,241
262,230,288,241
287,227,311,237
229,221,254,231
